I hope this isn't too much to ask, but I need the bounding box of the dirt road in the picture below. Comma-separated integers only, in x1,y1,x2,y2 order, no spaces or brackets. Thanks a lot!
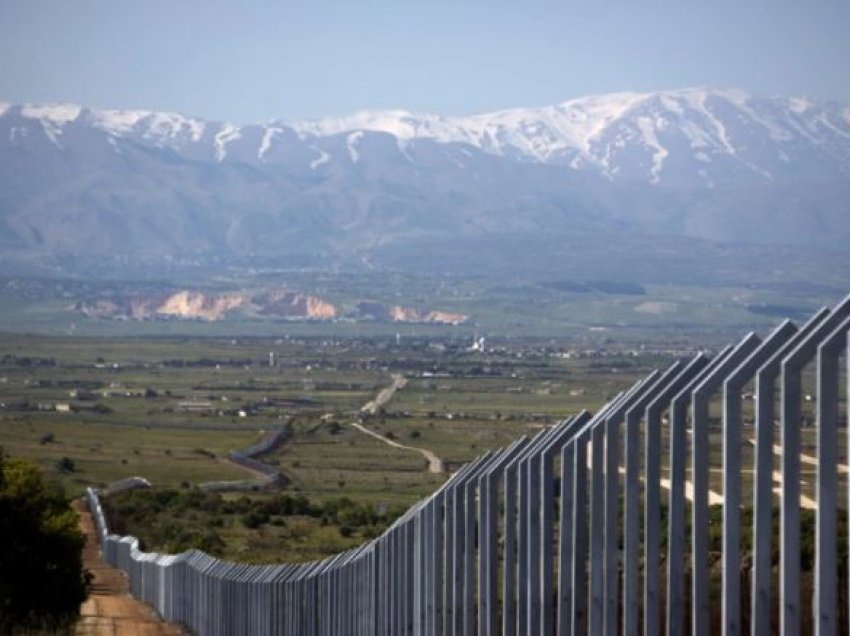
74,500,182,636
348,420,444,473
351,373,444,473
360,373,408,415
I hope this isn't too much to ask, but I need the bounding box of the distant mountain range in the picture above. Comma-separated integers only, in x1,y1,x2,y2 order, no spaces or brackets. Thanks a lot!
1,88,849,282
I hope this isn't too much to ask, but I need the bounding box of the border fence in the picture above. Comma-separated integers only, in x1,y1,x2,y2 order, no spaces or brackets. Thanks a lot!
86,293,850,635
198,427,289,492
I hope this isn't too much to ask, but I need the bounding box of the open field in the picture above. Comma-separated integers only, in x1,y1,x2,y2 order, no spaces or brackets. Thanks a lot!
270,419,445,505
0,332,682,493
1,328,845,564
0,418,259,494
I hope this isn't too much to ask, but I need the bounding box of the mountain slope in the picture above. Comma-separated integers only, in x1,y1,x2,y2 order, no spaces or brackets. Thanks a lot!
292,88,850,187
6,87,849,186
1,88,849,280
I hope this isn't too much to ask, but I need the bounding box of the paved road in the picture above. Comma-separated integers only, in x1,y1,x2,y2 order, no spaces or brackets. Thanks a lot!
74,500,182,636
351,373,445,473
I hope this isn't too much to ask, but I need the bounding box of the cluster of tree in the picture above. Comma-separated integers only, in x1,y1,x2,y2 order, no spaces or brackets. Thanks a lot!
0,449,89,632
105,489,406,557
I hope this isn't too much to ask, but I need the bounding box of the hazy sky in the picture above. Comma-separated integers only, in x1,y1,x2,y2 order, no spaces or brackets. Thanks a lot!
2,1,849,123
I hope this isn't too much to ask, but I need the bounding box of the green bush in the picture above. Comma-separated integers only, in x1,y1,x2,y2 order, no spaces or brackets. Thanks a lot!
104,488,405,561
0,449,90,631
242,510,270,529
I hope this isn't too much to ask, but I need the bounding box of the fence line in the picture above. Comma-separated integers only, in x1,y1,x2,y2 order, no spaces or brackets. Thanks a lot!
86,293,850,635
198,426,289,491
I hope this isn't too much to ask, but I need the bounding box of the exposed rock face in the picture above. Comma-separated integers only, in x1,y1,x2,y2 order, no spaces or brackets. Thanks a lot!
388,306,468,325
76,290,467,324
354,301,468,325
157,291,246,320
255,290,338,319
77,291,247,320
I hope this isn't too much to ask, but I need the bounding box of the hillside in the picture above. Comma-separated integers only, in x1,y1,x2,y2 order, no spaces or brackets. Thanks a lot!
1,88,849,282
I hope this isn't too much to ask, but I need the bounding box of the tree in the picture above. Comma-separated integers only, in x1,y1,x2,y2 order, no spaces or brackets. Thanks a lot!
0,449,90,631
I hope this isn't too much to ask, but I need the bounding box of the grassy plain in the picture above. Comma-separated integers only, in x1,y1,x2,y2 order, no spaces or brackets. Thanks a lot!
0,325,843,564
0,418,258,494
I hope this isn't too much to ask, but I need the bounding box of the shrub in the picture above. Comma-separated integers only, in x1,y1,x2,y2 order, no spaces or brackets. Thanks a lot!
242,510,269,529
55,457,76,473
0,450,90,631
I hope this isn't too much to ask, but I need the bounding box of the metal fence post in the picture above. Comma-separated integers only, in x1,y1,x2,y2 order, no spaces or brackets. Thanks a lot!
541,415,590,636
690,333,761,635
720,321,798,635
620,360,687,636
749,308,830,636
814,316,850,634
780,293,850,636
665,345,735,636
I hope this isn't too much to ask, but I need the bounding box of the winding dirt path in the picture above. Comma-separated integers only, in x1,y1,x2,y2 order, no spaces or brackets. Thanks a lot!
351,373,444,473
74,500,182,636
349,420,444,473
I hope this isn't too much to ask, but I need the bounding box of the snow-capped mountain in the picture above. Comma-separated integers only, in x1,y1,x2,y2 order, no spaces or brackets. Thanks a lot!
293,88,850,186
4,88,849,188
1,88,849,280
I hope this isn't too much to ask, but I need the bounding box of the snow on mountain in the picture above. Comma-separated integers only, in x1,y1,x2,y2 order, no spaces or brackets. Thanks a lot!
17,102,83,146
11,102,211,150
3,88,850,270
289,91,649,161
214,124,241,161
87,108,209,148
346,131,364,163
3,88,850,185
258,125,283,160
20,102,83,124
85,107,154,135
309,147,330,170
289,87,850,185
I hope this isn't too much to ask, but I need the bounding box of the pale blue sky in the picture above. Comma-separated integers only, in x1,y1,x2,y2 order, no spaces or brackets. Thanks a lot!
1,0,849,123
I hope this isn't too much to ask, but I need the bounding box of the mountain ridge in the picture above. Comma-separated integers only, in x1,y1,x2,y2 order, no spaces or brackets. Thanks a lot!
5,87,849,188
2,87,849,282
